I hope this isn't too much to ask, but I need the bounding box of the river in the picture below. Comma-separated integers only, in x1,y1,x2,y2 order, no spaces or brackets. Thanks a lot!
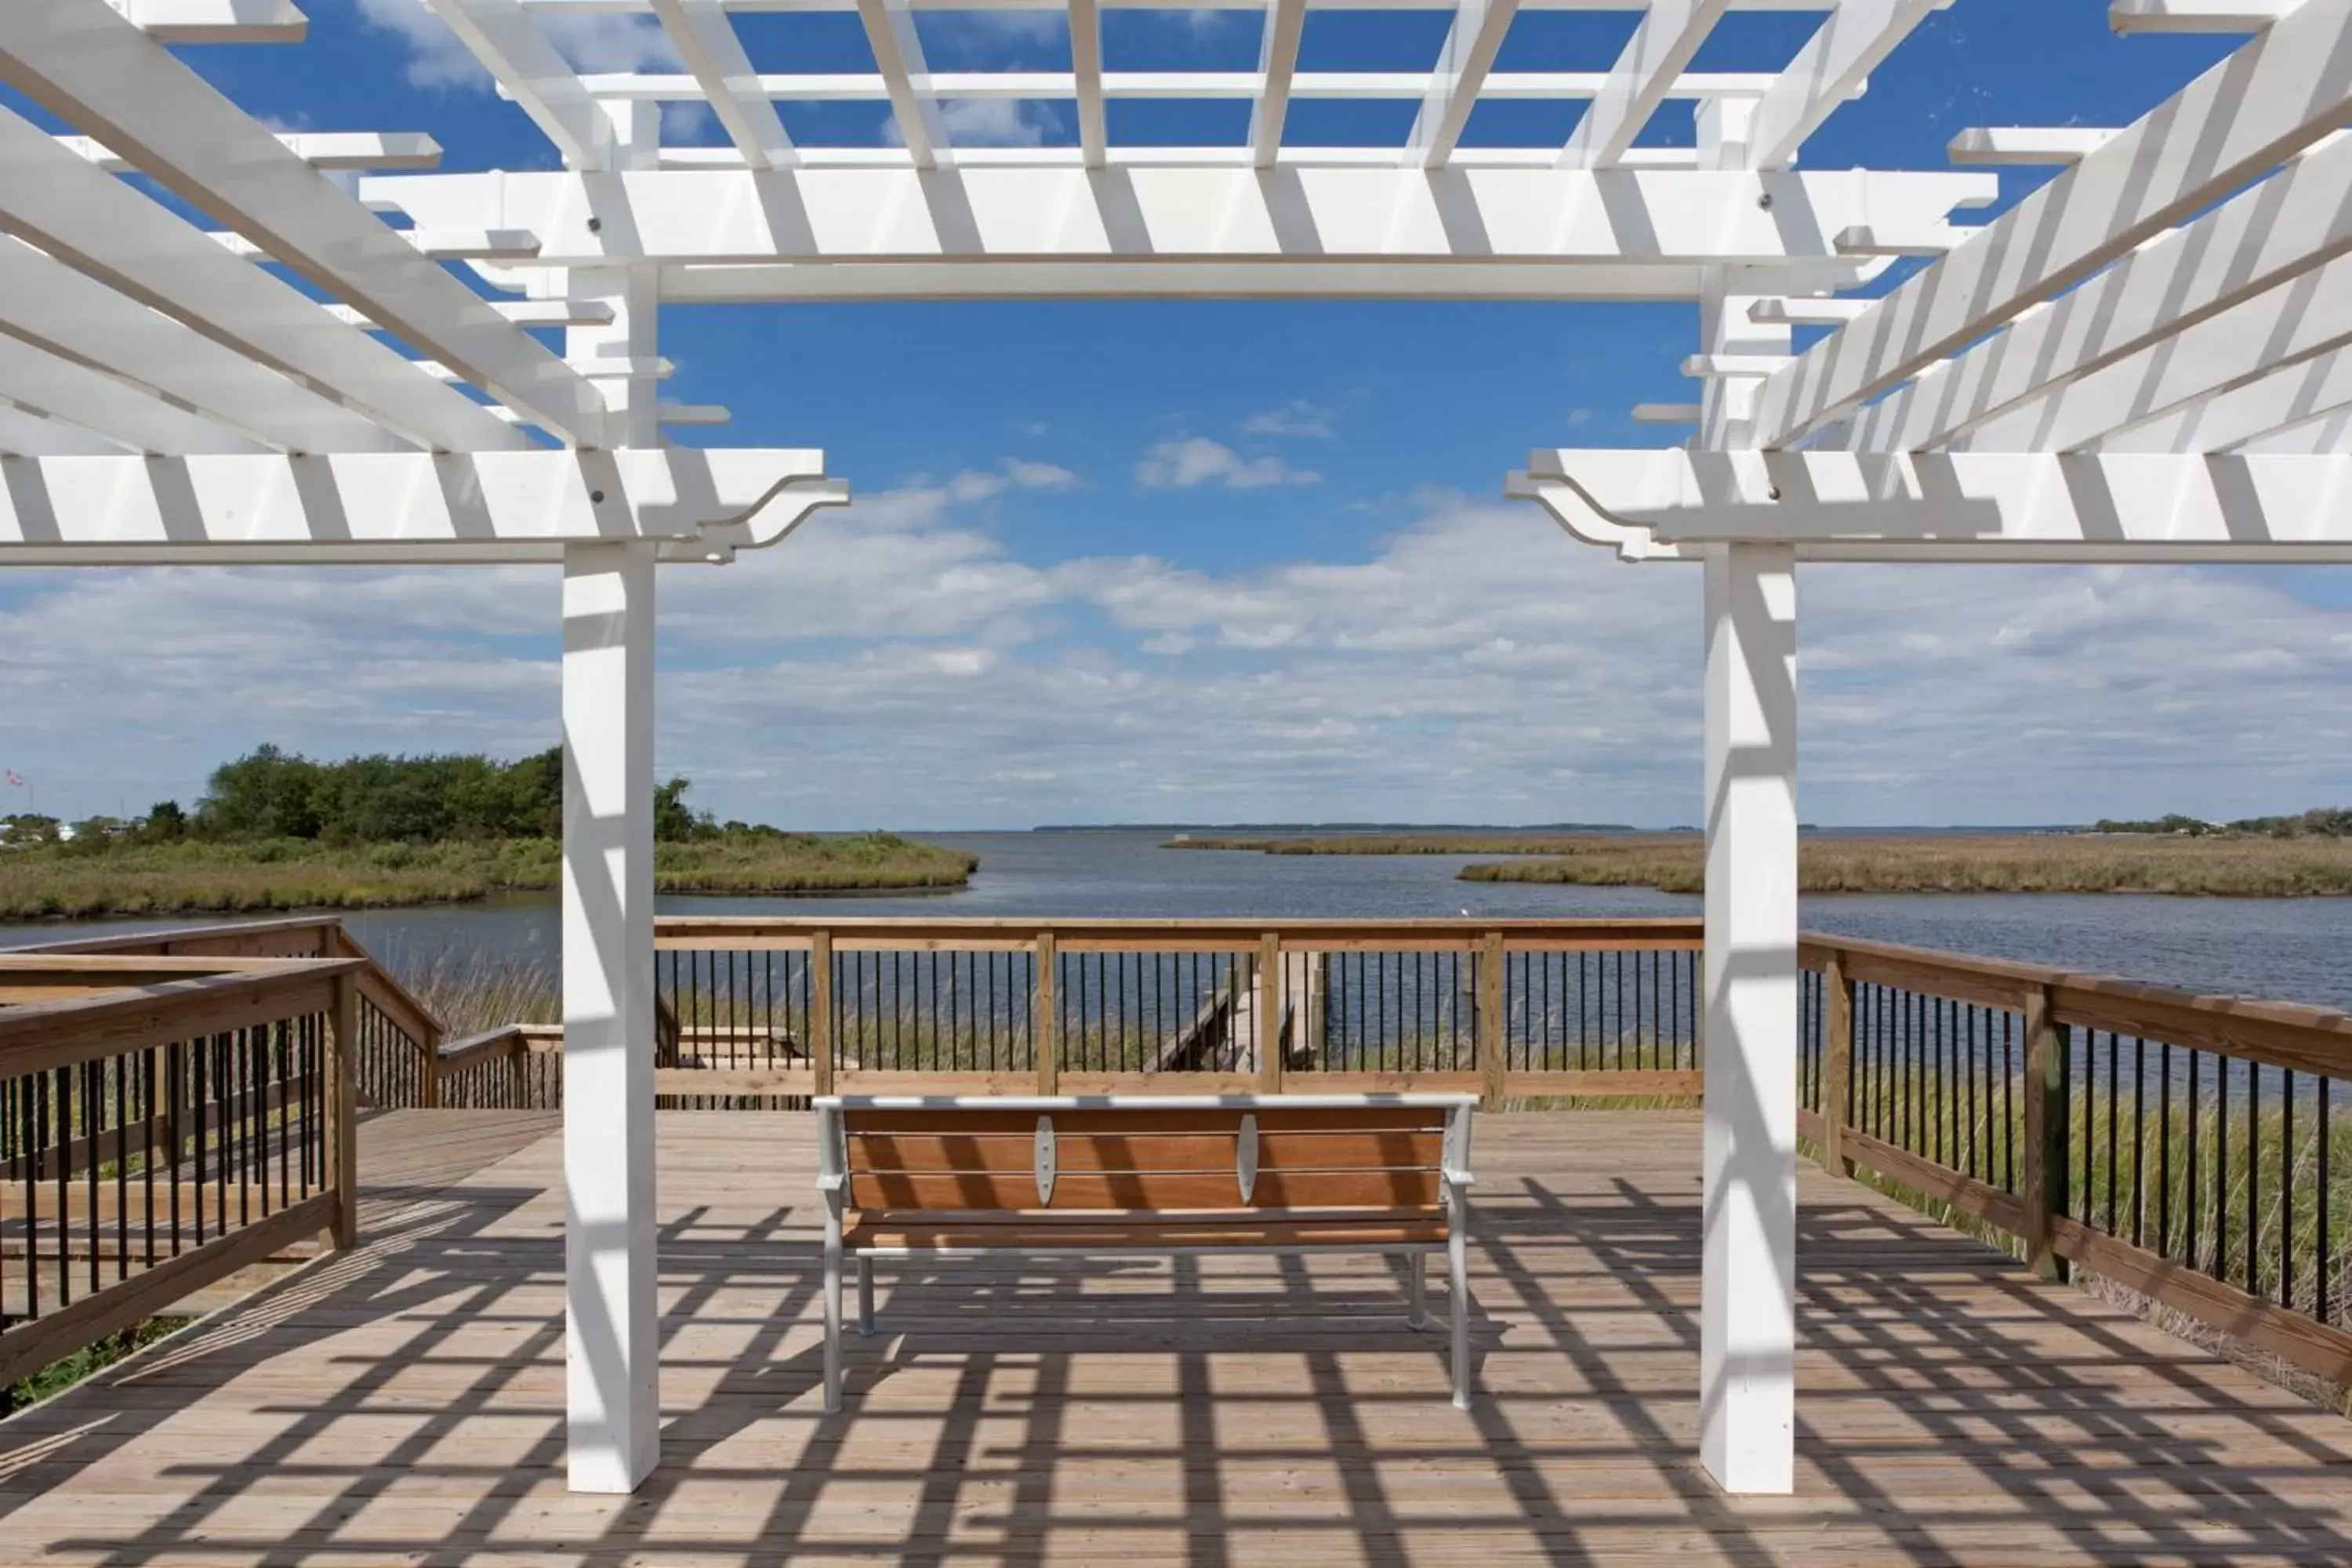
5,829,2350,1011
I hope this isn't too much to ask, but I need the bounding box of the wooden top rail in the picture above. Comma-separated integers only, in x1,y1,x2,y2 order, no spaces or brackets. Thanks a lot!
656,916,1704,953
2,914,351,960
1802,929,2352,1077
0,957,365,1079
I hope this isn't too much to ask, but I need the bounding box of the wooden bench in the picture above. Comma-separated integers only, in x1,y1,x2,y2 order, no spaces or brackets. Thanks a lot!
815,1093,1477,1412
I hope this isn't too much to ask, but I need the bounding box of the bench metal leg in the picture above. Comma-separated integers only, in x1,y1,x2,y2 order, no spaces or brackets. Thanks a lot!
1448,1228,1471,1410
823,1241,844,1414
857,1256,875,1336
1406,1252,1428,1330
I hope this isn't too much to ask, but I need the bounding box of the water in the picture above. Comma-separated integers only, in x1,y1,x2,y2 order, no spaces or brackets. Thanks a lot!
5,829,2350,1011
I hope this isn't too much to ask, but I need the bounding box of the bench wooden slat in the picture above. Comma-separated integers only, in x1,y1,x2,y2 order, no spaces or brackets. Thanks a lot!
840,1214,1451,1250
849,1167,1444,1212
848,1128,1445,1177
841,1105,1446,1137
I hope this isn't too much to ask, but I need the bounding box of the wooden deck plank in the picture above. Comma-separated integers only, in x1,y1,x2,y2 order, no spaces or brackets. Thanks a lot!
0,1108,2347,1565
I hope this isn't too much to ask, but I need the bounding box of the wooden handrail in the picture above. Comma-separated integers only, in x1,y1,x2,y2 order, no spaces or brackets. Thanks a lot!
1801,929,2352,1077
655,916,1704,952
0,958,365,1079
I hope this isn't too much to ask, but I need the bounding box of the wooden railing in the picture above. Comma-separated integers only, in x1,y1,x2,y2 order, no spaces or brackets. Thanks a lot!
650,917,1706,1102
0,953,361,1393
19,917,449,1110
1799,932,2352,1389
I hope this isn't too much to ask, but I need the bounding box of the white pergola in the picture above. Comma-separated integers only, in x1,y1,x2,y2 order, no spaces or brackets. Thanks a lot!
2,0,2343,1501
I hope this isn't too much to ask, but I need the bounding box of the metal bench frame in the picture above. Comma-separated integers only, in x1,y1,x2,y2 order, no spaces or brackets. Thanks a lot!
815,1093,1478,1412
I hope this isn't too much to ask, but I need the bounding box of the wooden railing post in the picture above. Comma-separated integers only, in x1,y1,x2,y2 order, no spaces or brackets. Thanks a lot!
1257,933,1283,1092
415,1007,439,1109
328,971,360,1250
2022,983,2068,1283
1821,949,1853,1177
1034,931,1058,1094
811,929,835,1097
1480,933,1506,1109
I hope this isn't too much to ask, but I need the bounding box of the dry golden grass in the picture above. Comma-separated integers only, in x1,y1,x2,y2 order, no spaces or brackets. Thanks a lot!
1174,833,2352,896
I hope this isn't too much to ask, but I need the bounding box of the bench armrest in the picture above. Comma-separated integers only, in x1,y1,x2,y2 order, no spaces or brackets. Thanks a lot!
1443,1167,1475,1189
816,1173,848,1192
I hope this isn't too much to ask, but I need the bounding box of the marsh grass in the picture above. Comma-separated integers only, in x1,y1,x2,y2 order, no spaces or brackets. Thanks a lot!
1,1315,194,1415
1829,1062,2352,1362
1173,832,2352,896
0,833,975,920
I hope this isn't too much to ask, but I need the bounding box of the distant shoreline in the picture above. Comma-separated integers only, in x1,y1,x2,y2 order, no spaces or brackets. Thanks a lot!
0,834,977,921
1165,833,2352,898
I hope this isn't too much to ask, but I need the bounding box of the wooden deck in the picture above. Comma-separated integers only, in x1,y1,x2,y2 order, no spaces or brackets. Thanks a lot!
3,1109,2350,1565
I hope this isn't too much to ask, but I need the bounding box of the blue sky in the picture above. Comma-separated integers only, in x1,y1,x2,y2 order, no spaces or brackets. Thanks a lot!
7,3,2347,831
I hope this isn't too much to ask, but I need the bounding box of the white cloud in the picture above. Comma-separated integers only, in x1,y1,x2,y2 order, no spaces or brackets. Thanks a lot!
1134,437,1320,490
1241,401,1338,440
886,100,1063,150
7,489,2352,831
355,0,680,89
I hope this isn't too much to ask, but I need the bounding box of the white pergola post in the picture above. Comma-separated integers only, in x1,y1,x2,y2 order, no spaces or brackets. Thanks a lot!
1699,541,1799,1495
562,96,664,1498
561,537,660,1494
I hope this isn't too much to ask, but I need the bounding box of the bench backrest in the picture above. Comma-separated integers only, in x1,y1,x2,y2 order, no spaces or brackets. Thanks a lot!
829,1101,1467,1215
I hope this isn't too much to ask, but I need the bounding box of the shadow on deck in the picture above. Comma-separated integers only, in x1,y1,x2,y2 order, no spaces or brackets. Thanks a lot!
2,1109,2349,1565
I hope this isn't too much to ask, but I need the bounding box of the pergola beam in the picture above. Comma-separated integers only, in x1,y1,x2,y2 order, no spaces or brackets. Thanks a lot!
1407,0,1522,170
0,237,404,455
1838,128,2352,455
0,336,262,455
116,0,305,42
1071,0,1108,168
855,0,946,169
1946,126,2118,165
1248,0,1307,167
1513,447,2352,558
63,131,443,172
1746,0,1947,169
1967,253,2352,452
1752,0,2352,447
2110,0,2299,31
0,1,608,448
648,0,797,170
577,67,1789,101
1563,0,1729,168
423,0,618,169
370,165,1995,267
0,403,123,457
0,111,522,453
2097,342,2352,452
0,448,843,556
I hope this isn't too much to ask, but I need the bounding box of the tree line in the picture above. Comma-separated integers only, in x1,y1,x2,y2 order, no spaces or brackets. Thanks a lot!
1,745,764,850
2092,808,2352,839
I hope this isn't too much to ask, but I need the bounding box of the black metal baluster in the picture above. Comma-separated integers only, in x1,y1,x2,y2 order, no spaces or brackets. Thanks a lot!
2248,1061,2261,1296
2318,1076,2333,1326
2158,1039,2173,1260
2186,1048,2202,1270
2281,1068,2294,1310
2210,1050,2226,1275
143,1046,158,1269
2130,1035,2146,1249
114,1050,129,1283
56,1066,73,1307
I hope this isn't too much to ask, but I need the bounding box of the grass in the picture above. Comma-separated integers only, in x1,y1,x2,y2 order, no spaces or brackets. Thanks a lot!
0,833,976,920
2,1315,194,1414
1825,1054,2352,1395
1172,832,2352,896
